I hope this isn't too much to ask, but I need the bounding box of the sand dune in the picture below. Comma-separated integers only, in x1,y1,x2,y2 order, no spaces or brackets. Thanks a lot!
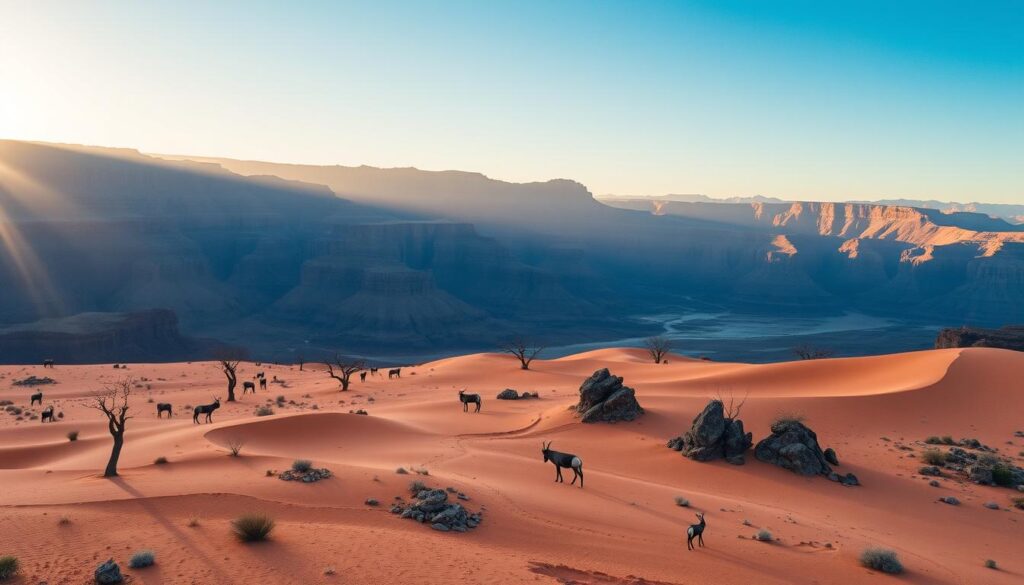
1,348,1022,584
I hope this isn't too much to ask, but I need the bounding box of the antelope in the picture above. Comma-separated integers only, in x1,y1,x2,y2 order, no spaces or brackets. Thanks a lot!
30,391,43,405
255,371,265,379
388,368,401,379
193,397,221,424
370,367,379,376
156,403,173,418
359,371,367,382
41,406,54,423
458,390,482,413
42,359,55,368
258,377,267,390
242,381,256,394
686,513,706,550
541,441,583,487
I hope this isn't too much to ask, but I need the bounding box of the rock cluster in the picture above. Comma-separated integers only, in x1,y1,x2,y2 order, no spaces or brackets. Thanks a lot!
754,419,859,486
12,376,56,386
496,388,539,400
922,444,1024,488
278,467,332,483
94,559,123,584
390,483,482,532
574,369,644,423
935,325,1024,352
666,400,752,464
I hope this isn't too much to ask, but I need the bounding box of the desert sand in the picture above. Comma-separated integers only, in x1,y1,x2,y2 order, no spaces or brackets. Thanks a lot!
1,347,1022,584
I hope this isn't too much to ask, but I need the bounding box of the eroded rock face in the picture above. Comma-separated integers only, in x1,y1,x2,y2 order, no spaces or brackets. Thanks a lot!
574,369,643,423
754,420,858,485
667,400,752,464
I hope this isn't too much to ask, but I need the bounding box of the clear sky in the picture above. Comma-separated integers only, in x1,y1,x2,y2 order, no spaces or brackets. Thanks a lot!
1,1,1021,203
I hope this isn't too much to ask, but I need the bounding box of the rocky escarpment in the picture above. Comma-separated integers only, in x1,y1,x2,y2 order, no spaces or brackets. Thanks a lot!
754,419,859,486
573,369,644,423
0,310,221,364
666,400,752,464
935,325,1024,351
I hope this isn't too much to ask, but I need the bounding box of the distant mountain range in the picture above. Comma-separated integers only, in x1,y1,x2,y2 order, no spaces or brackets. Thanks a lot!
1,139,1022,362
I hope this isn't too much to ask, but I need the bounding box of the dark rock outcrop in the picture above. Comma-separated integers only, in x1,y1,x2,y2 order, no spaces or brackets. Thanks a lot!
755,419,858,486
496,389,540,400
94,559,123,584
390,484,482,533
574,369,643,423
935,325,1024,351
667,400,752,464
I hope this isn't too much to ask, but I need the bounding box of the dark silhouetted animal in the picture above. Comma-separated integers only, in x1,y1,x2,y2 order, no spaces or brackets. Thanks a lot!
259,377,267,390
30,392,42,405
541,441,583,487
156,403,173,418
359,371,367,382
388,368,401,379
193,397,221,424
687,513,706,550
370,367,379,376
256,371,265,379
458,390,482,413
42,359,54,368
242,381,256,394
41,406,54,423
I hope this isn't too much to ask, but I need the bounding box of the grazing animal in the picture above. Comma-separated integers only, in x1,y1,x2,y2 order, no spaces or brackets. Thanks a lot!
42,359,55,368
193,397,221,424
256,371,265,379
458,390,482,413
370,367,379,376
259,377,267,390
156,403,173,418
30,391,43,405
388,368,401,379
41,406,54,423
242,380,256,394
686,513,706,550
359,371,367,382
541,441,584,487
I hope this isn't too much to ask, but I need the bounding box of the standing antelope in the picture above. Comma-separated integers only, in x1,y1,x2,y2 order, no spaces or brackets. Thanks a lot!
42,359,55,368
359,371,367,382
370,367,379,376
41,406,55,423
193,397,221,424
686,513,706,550
458,390,482,413
242,380,256,394
541,441,584,487
258,377,267,390
388,368,401,379
30,391,43,405
156,403,173,418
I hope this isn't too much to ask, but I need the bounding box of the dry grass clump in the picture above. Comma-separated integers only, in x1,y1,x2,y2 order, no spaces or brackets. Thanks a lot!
232,513,275,542
860,548,904,574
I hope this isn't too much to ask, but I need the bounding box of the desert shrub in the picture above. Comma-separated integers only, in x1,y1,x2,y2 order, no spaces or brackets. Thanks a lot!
409,480,427,493
324,567,336,575
1011,497,1024,510
0,556,18,580
395,467,409,474
67,430,79,441
941,435,955,445
232,513,275,542
985,559,998,570
128,550,156,568
291,459,313,473
255,405,274,416
187,516,200,527
674,496,689,507
227,438,245,457
771,413,805,427
58,515,71,525
921,448,946,465
154,456,168,465
860,548,904,574
755,530,772,542
924,436,942,445
991,463,1014,487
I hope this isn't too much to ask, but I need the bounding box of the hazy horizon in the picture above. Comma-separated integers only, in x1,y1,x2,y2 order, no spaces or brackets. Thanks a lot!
2,1,1021,205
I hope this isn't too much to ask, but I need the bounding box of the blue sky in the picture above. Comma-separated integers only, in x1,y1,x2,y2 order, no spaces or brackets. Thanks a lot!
1,0,1021,202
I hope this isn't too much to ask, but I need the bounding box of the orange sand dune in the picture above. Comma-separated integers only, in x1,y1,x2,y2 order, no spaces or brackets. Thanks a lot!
1,348,1023,584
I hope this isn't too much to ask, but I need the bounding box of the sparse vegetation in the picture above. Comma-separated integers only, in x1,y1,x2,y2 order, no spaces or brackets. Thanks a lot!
227,438,245,457
410,480,427,493
644,335,672,364
255,405,274,416
187,516,200,527
991,463,1014,486
67,430,79,441
985,559,998,570
755,530,772,542
499,336,545,370
674,496,690,507
925,436,943,445
128,550,155,568
860,548,904,574
1011,497,1024,510
324,353,366,391
792,344,835,360
89,377,134,477
395,467,409,474
232,513,275,542
154,456,168,465
58,515,71,525
0,555,19,580
922,448,946,465
772,412,805,427
292,459,313,473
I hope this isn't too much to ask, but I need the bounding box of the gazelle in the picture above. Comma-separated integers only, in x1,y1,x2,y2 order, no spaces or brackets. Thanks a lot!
541,441,583,487
193,397,221,424
686,513,706,550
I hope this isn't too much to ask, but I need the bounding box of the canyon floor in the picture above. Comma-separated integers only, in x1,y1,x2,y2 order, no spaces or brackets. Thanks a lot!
1,348,1022,584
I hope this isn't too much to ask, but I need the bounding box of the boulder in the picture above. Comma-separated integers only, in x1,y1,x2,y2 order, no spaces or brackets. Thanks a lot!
666,400,752,464
392,483,483,533
575,369,643,423
823,448,839,466
754,420,848,482
95,559,123,584
496,389,519,400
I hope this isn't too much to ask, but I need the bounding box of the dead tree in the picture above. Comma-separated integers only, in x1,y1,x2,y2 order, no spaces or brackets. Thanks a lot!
500,337,545,370
296,355,305,371
325,353,366,391
715,390,748,421
90,378,133,478
792,344,835,360
644,335,672,364
219,358,241,402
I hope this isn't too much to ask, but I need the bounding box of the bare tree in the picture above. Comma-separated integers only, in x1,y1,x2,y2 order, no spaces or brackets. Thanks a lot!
296,355,305,371
715,390,748,421
219,358,241,402
89,378,133,477
644,335,672,364
792,344,835,360
500,337,545,370
325,353,366,391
